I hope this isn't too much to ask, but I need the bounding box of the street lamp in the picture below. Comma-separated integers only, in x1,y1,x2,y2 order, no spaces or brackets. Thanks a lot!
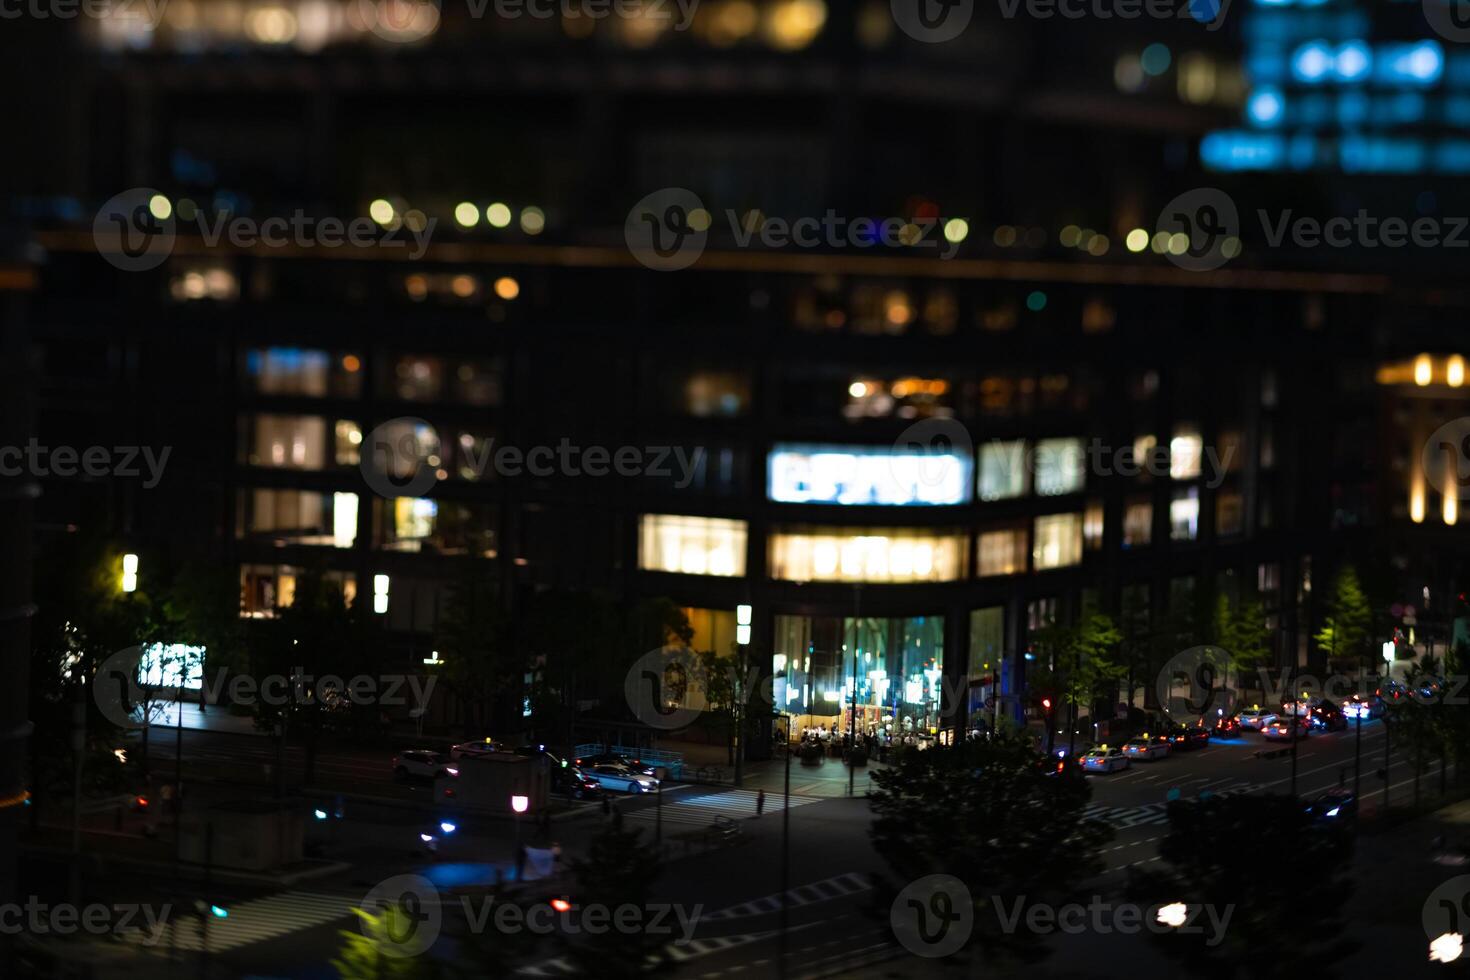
511,793,529,873
121,553,138,593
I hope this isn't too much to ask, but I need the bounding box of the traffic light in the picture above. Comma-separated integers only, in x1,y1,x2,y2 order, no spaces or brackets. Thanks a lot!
1042,698,1053,712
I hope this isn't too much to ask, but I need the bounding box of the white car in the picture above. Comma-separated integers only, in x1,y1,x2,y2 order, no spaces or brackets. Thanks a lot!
450,738,504,760
393,750,457,781
1081,747,1129,774
1237,707,1278,730
584,764,659,794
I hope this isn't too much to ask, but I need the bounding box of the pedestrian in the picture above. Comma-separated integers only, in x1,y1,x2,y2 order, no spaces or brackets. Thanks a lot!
756,789,765,817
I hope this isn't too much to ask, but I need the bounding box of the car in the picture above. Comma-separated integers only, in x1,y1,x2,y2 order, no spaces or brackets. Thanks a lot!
1212,714,1242,737
1123,734,1171,761
583,764,659,793
394,750,457,781
575,752,657,776
1308,701,1348,732
515,744,569,769
1080,746,1130,774
584,763,661,793
1280,695,1323,717
450,738,505,760
552,766,601,800
1167,725,1211,750
1236,707,1278,730
1262,717,1311,741
1305,787,1358,828
1343,694,1386,720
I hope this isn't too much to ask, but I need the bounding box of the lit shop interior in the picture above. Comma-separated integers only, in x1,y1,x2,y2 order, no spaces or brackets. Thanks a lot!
772,615,946,743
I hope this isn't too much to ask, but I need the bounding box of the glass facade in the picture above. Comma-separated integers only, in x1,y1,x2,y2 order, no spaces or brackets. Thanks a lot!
1033,513,1084,569
768,527,968,583
773,614,945,738
979,439,1027,501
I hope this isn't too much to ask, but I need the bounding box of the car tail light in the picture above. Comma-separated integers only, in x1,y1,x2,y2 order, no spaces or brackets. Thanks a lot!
551,898,572,913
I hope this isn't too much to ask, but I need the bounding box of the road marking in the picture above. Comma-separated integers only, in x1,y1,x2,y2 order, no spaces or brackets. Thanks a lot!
621,789,823,829
153,891,358,952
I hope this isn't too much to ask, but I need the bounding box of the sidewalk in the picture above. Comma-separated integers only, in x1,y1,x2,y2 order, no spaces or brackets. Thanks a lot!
143,701,261,736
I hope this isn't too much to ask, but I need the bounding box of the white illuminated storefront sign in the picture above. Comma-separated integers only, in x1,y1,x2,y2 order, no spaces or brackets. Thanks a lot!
767,444,972,506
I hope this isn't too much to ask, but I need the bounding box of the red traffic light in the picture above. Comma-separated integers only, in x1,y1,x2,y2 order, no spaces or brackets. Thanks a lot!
1041,698,1052,710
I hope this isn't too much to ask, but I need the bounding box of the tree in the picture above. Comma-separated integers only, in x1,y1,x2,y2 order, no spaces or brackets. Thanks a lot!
332,907,442,979
1213,590,1273,702
563,819,666,977
869,729,1112,963
1031,612,1125,743
697,641,762,769
435,569,519,734
1315,565,1371,671
1126,794,1354,977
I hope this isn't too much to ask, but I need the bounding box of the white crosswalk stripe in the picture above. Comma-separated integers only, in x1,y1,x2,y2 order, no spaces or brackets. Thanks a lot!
1085,782,1271,828
154,891,358,952
620,789,823,829
704,871,871,921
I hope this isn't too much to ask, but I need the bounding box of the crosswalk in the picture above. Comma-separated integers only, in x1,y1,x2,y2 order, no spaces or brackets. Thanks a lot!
620,789,824,829
1084,782,1270,828
703,871,871,921
155,891,358,952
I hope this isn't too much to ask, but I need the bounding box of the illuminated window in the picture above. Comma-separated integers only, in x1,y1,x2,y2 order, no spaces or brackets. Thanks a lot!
639,515,748,577
1034,438,1086,496
452,360,502,406
843,377,953,420
1218,429,1244,474
978,529,1027,577
1171,426,1203,479
682,371,750,418
377,498,497,557
1084,500,1104,551
979,440,1027,501
245,348,361,398
1032,514,1083,570
1132,435,1158,479
768,527,967,583
767,444,972,506
1216,489,1245,536
139,643,205,690
1124,499,1153,548
1171,487,1200,541
390,355,444,402
335,420,362,466
244,414,332,469
239,489,358,548
240,565,356,619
